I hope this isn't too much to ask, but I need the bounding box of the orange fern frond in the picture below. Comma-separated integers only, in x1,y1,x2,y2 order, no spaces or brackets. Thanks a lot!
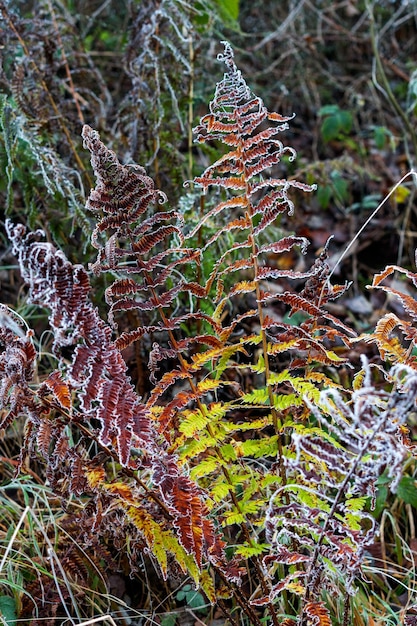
303,601,332,626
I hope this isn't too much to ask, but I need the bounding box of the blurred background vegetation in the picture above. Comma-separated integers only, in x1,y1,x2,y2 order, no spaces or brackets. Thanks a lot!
1,1,417,624
2,0,417,304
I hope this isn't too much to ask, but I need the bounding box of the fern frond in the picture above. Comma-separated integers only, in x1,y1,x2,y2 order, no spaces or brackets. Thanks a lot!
125,504,201,583
303,601,332,626
0,326,37,428
4,37,389,626
366,261,417,366
152,453,228,570
362,312,411,363
40,372,72,411
6,221,153,468
264,357,417,607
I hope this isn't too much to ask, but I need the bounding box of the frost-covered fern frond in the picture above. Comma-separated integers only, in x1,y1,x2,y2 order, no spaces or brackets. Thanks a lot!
259,357,417,624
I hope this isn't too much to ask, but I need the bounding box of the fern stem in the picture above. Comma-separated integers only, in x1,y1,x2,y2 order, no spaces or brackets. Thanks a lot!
222,154,284,626
187,32,194,184
232,102,288,489
244,221,290,626
193,193,205,343
127,310,147,397
249,227,287,482
215,567,264,626
147,287,279,626
342,593,351,626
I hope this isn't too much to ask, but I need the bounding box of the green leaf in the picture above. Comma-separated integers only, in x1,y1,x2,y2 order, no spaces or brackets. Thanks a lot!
160,614,177,626
214,344,246,379
187,590,206,610
320,106,352,141
176,584,191,602
239,436,279,458
252,353,265,374
397,476,417,507
220,443,237,461
223,511,245,525
372,125,390,150
176,584,206,611
286,485,331,513
345,496,368,513
261,474,281,488
190,455,222,479
344,512,362,531
179,409,209,437
273,393,303,411
235,543,269,558
240,388,270,405
178,434,217,461
213,0,239,21
317,184,332,209
321,115,341,142
373,484,388,518
318,104,340,116
211,482,232,501
330,171,349,203
337,109,353,134
0,596,17,625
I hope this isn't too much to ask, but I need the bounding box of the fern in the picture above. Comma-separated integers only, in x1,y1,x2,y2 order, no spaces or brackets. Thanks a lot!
4,220,237,592
3,40,417,625
258,357,417,623
362,260,417,367
0,325,37,431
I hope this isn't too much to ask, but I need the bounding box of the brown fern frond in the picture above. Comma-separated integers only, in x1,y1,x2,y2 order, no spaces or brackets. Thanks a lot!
258,236,310,256
199,217,252,252
83,124,164,215
265,292,354,337
303,601,332,626
362,312,411,363
152,453,230,571
40,371,72,410
257,267,320,282
50,430,69,468
82,125,212,352
35,418,53,458
114,311,222,352
133,225,183,255
190,42,352,386
251,571,308,606
0,326,37,429
187,197,249,240
147,368,193,408
374,283,417,319
192,43,312,221
6,221,153,467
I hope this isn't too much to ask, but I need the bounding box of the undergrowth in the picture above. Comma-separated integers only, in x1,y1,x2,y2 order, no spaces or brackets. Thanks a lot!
1,20,417,626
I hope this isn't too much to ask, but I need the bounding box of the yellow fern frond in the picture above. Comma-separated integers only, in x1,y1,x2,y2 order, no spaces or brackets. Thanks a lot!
85,467,106,489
